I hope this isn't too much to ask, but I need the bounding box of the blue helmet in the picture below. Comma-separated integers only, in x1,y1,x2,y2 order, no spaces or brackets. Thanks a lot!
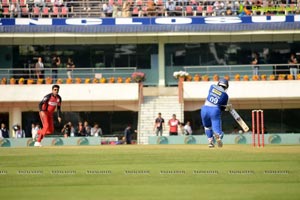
218,78,229,89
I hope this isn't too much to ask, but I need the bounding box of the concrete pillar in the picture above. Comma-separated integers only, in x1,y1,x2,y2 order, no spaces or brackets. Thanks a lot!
158,37,166,86
9,107,22,138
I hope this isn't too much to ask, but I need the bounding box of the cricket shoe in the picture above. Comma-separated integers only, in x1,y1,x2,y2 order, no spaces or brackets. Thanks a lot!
208,142,215,148
214,134,223,148
34,142,42,147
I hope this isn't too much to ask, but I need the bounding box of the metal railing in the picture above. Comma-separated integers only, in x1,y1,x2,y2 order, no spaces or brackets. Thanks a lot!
183,63,299,77
0,67,137,81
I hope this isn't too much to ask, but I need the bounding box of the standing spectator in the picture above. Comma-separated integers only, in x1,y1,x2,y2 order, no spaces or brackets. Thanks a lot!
288,53,298,79
34,85,62,147
112,2,119,17
91,123,103,137
31,123,40,140
168,114,180,136
122,1,131,17
183,121,193,135
124,124,133,144
201,79,230,148
153,112,165,136
35,57,44,79
13,125,25,138
0,123,9,138
103,2,113,17
66,57,75,79
251,52,260,76
52,55,61,82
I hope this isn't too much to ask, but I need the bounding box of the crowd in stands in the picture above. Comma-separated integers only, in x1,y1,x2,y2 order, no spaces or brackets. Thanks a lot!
0,0,299,18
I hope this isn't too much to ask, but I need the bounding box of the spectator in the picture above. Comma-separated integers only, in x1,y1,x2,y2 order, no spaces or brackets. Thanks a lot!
34,0,46,10
288,53,298,79
124,124,134,144
213,1,225,16
183,121,193,135
112,2,119,17
84,120,91,136
61,122,75,137
166,0,176,16
35,57,44,79
55,0,65,7
52,55,61,82
153,112,165,136
66,57,75,79
0,123,9,138
251,52,260,76
122,1,131,17
76,121,86,136
103,3,113,17
91,123,103,137
168,114,180,136
10,2,21,18
13,125,25,138
31,123,40,140
146,0,156,16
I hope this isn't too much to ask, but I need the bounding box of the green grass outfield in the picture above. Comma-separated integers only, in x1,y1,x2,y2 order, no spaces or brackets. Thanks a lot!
0,145,299,200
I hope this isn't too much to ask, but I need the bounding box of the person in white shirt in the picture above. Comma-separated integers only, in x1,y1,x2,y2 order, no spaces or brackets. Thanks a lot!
90,123,102,137
184,121,193,135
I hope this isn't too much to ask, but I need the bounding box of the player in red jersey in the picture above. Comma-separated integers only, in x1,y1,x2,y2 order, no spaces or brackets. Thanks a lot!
34,85,62,147
168,114,180,136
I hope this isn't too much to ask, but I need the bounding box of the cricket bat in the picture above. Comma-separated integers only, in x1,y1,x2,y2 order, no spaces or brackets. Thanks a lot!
229,108,249,132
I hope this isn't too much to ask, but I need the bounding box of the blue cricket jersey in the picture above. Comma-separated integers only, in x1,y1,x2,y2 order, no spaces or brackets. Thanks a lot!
205,84,229,109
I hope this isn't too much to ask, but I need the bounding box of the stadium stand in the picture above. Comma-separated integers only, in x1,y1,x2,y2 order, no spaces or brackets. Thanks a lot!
0,0,299,18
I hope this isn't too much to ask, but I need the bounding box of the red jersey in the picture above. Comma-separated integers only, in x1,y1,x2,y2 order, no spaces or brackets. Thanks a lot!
168,119,180,133
39,93,62,116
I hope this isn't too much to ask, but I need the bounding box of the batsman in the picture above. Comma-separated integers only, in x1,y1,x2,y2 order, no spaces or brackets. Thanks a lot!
34,85,62,147
200,78,231,148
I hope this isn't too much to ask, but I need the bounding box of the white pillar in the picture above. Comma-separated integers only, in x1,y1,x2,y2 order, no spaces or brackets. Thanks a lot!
158,37,166,86
9,107,22,138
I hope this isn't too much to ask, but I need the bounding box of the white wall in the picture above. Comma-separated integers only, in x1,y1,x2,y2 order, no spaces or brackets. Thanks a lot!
0,83,139,102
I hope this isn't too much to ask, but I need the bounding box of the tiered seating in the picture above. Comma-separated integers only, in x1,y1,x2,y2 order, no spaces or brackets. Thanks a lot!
0,0,299,18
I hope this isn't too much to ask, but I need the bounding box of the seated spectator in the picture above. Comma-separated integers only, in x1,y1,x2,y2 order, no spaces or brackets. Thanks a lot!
213,1,225,16
147,0,156,17
225,7,233,15
54,0,65,7
34,0,46,10
10,2,21,18
166,0,176,16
